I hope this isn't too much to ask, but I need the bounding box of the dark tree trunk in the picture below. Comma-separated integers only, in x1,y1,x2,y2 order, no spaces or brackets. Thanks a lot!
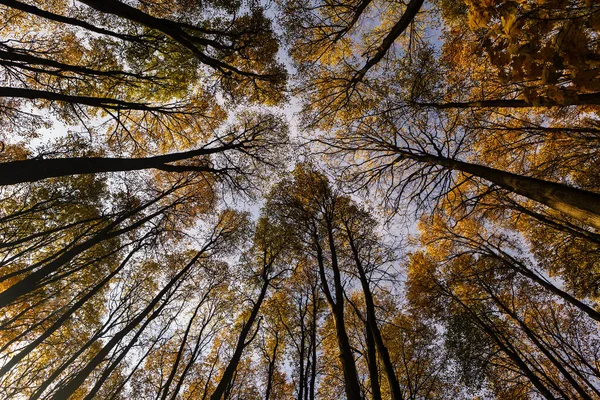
345,224,404,400
491,251,600,323
414,92,600,109
0,86,170,111
483,285,593,399
364,315,382,400
353,0,424,82
51,247,209,400
0,191,175,308
265,332,280,400
505,199,600,245
159,300,205,400
210,275,270,400
77,0,258,77
315,225,363,400
0,141,247,185
309,287,318,400
0,245,142,377
448,291,557,400
0,0,144,42
298,327,306,400
0,48,154,80
398,150,600,230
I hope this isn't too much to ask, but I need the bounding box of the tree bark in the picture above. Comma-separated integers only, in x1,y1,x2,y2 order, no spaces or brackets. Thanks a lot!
0,191,175,308
353,0,424,82
0,86,171,111
0,0,144,42
77,0,259,78
448,290,557,400
210,274,270,400
345,224,404,400
0,141,248,185
51,243,213,400
0,48,155,80
0,245,142,378
159,300,205,400
309,286,318,400
413,92,600,109
265,332,280,400
492,251,600,323
483,285,593,400
397,150,600,230
364,314,382,400
319,221,363,400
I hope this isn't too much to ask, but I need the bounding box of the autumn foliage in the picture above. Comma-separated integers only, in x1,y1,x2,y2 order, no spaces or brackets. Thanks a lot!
0,0,599,399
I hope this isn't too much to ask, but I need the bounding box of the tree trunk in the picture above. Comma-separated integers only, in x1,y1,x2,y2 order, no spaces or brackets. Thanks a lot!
492,251,600,322
414,92,600,109
448,290,557,400
505,199,600,245
0,0,142,42
0,141,248,185
398,150,600,230
0,48,152,80
321,222,363,400
353,0,424,82
77,0,253,77
0,245,141,378
210,275,270,400
484,285,593,399
365,315,382,400
345,224,404,400
265,332,280,400
298,327,306,400
0,86,168,111
0,193,174,308
51,248,208,400
159,300,205,400
309,287,318,400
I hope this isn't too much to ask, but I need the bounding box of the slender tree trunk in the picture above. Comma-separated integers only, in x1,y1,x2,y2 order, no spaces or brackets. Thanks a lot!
51,247,209,400
345,225,404,400
353,0,424,82
82,295,186,400
314,239,362,400
0,244,142,377
210,275,270,400
493,251,600,322
159,298,206,400
169,308,219,400
265,332,280,400
0,141,247,185
109,317,178,400
0,192,174,308
77,0,253,77
29,300,130,400
0,0,143,42
321,222,363,400
505,199,600,245
0,86,169,111
298,327,306,400
0,49,153,80
309,287,318,400
448,290,557,400
484,286,592,399
397,150,600,230
364,315,382,400
0,215,103,249
414,92,600,109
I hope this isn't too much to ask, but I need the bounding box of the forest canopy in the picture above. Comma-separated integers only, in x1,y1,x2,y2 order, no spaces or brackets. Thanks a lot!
0,0,599,399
